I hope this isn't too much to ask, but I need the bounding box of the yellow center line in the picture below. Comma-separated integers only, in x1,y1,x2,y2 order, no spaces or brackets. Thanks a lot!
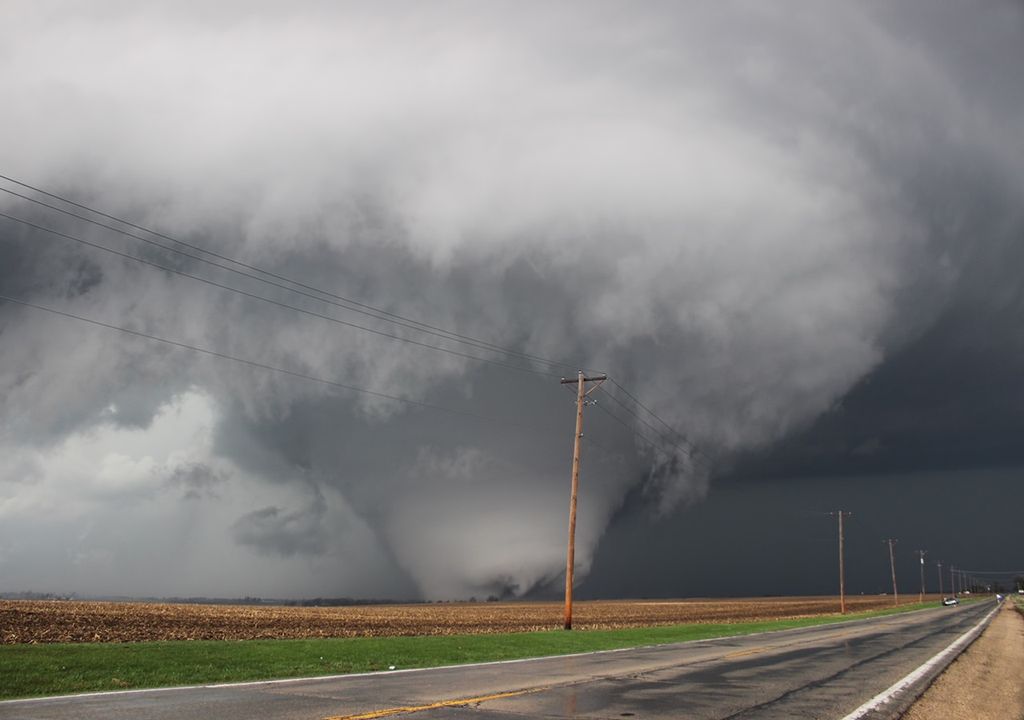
323,686,548,720
721,646,769,660
325,628,858,719
720,629,852,661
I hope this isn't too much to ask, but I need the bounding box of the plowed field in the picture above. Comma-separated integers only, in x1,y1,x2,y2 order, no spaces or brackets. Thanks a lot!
1,596,924,644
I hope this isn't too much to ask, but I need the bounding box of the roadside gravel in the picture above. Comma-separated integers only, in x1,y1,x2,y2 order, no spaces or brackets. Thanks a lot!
902,602,1024,720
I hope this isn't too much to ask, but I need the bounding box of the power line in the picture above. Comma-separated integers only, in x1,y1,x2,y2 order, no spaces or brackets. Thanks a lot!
562,381,661,452
0,292,670,482
0,176,581,372
592,401,667,455
602,380,711,465
597,384,698,461
4,205,700,462
0,173,705,462
559,373,703,466
608,378,682,439
1,213,701,461
0,212,558,378
560,379,704,470
0,292,561,433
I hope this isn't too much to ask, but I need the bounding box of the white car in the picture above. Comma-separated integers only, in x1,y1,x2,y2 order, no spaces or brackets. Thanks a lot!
941,597,959,606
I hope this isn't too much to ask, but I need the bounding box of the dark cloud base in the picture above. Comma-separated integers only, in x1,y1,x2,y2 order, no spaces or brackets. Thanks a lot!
582,466,1024,599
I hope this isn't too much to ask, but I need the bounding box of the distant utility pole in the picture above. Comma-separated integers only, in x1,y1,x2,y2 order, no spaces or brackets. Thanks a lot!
831,511,852,613
885,538,899,606
559,370,607,631
917,550,927,602
950,565,956,597
937,561,943,597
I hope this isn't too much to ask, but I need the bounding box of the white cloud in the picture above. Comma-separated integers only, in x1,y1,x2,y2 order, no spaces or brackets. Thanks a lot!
0,391,407,597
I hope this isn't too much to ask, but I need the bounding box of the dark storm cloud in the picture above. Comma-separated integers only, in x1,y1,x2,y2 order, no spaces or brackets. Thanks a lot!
725,183,1024,482
232,500,328,557
164,462,228,500
727,295,1024,480
582,467,1024,599
0,1,1022,599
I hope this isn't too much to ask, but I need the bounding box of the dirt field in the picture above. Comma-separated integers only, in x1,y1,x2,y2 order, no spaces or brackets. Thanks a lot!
902,601,1024,720
0,595,927,644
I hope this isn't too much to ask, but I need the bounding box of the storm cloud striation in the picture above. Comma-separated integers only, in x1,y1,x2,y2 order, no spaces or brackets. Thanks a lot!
1,1,1021,599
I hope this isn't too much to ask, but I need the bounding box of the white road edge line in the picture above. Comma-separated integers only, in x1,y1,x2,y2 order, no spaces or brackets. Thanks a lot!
838,601,1000,720
0,602,958,706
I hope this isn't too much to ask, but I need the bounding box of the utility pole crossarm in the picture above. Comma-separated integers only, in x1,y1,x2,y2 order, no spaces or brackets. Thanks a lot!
560,373,607,390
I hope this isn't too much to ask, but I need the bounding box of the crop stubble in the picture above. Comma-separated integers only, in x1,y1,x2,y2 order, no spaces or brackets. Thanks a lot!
0,596,915,644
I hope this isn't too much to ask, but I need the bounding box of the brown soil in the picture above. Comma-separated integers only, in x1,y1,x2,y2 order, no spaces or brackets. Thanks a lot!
902,602,1024,720
0,595,922,644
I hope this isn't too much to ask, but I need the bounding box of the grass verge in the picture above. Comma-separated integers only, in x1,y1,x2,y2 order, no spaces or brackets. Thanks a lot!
0,599,971,700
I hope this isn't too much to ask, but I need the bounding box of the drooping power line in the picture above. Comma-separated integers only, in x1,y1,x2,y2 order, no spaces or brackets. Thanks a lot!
0,172,702,461
0,176,581,373
0,292,560,434
0,212,558,378
597,385,698,461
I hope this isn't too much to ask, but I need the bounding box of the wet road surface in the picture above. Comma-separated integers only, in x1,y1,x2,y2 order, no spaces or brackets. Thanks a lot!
0,601,994,720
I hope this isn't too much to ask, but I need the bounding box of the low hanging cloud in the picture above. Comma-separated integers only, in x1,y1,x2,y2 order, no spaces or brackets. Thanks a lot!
232,502,328,558
0,1,1021,599
164,462,229,501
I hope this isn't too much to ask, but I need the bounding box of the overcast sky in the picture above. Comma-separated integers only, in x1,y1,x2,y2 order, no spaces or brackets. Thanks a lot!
1,1,1022,601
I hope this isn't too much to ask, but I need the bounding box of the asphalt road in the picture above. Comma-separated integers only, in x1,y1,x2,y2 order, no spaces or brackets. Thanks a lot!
0,601,995,720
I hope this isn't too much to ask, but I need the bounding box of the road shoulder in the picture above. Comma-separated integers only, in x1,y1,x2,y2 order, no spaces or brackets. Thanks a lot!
901,602,1024,720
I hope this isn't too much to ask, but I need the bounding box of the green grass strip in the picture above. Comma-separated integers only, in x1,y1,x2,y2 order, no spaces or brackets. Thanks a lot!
0,599,977,700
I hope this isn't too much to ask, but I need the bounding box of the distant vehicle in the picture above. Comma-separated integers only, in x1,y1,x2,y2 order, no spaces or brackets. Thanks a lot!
1019,589,1024,594
942,597,959,606
996,594,1004,602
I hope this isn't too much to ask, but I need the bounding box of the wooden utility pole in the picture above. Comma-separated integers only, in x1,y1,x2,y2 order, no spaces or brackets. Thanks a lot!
560,370,607,630
917,550,927,602
831,511,851,614
950,565,956,597
937,561,943,597
886,538,899,606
